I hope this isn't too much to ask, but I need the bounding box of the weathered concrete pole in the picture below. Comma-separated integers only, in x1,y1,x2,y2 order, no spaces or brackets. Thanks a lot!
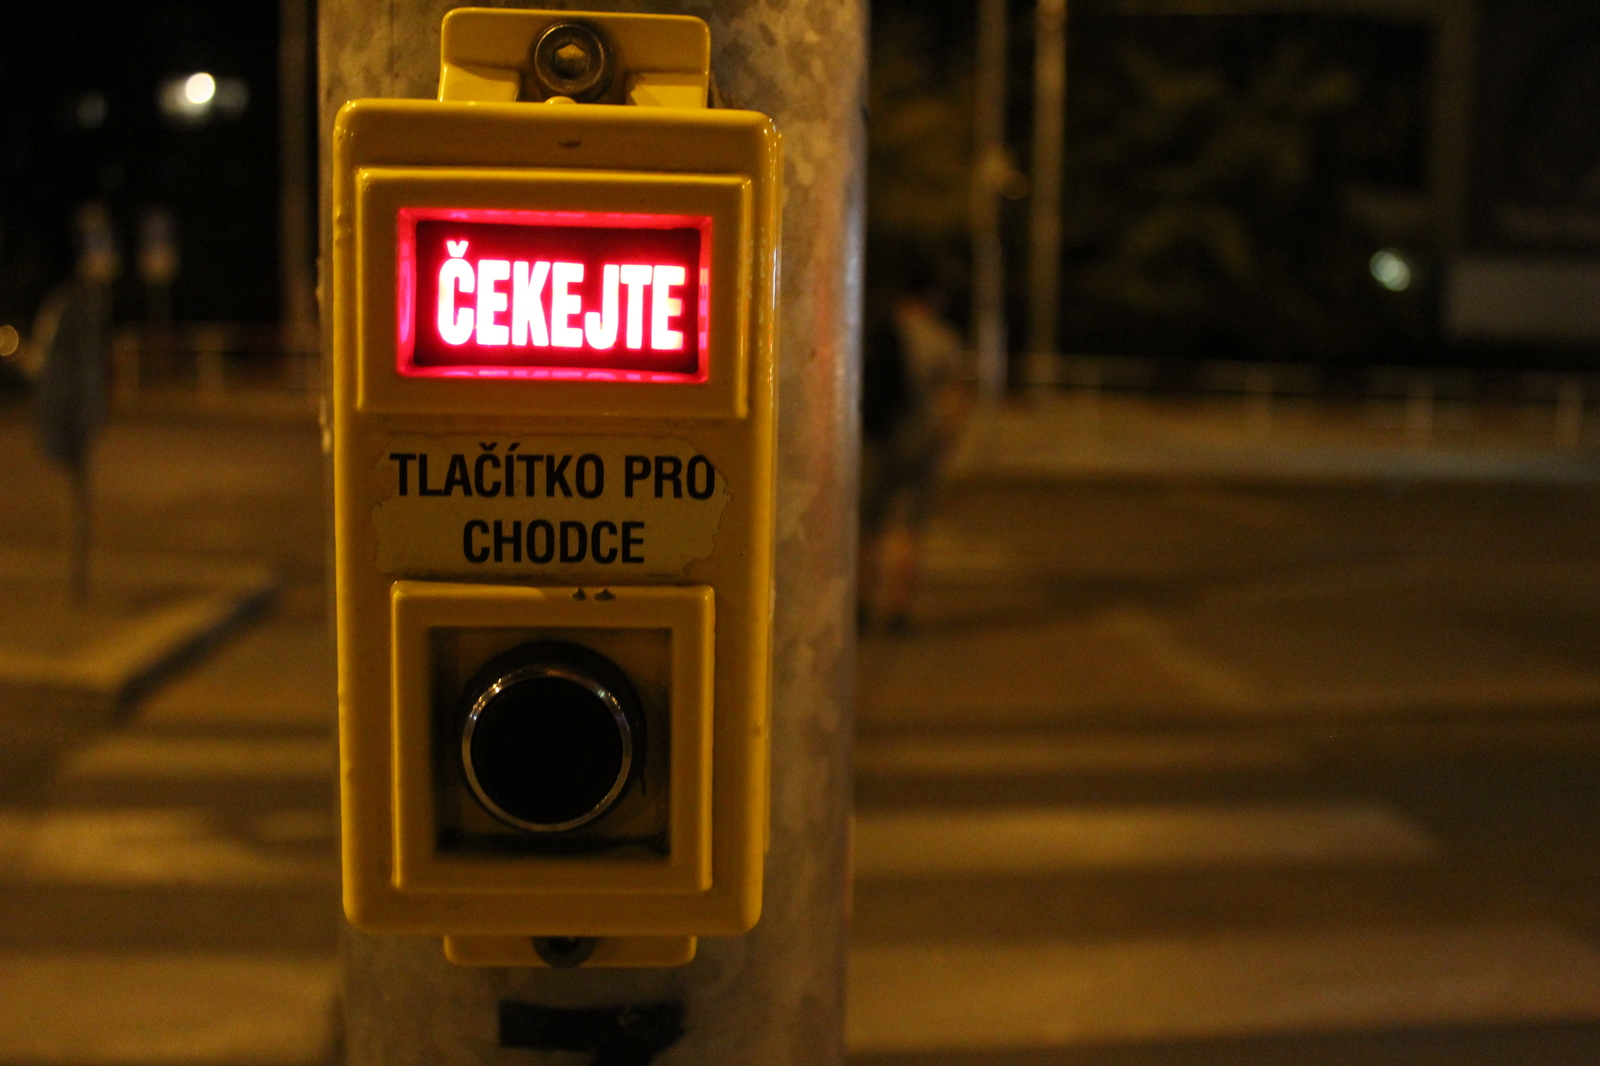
318,2,863,1063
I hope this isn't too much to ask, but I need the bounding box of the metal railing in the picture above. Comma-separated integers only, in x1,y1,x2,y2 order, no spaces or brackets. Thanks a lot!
111,323,318,415
1018,354,1599,452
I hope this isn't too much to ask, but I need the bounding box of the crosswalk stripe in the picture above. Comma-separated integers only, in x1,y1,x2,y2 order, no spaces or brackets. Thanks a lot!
0,810,337,886
855,803,1438,878
848,923,1600,1053
59,735,335,781
856,734,1304,777
0,953,337,1064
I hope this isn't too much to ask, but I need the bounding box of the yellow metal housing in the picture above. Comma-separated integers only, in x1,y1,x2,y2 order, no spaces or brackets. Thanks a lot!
330,8,780,958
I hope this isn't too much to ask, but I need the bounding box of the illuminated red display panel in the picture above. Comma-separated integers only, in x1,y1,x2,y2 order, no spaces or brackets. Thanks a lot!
397,208,711,381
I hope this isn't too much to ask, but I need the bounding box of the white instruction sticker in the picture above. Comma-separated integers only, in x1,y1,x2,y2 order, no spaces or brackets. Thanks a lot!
372,435,729,577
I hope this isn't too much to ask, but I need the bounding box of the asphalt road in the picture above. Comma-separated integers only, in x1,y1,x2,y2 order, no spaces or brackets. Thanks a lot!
854,474,1600,1064
0,409,338,1065
5,404,1600,1063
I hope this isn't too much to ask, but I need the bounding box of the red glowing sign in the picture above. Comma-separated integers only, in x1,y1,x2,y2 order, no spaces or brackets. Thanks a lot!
396,208,710,381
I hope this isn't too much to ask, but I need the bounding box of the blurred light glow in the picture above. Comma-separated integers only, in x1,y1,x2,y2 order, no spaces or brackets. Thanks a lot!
213,77,249,118
1371,249,1413,293
184,73,216,106
0,325,18,359
160,73,245,124
75,92,107,130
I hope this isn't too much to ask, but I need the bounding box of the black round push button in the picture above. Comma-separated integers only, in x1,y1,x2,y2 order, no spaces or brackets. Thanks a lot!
460,641,643,833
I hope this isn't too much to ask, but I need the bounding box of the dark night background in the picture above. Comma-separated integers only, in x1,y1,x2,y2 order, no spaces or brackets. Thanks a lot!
2,0,1599,375
3,5,1600,1062
0,2,284,329
868,0,1600,375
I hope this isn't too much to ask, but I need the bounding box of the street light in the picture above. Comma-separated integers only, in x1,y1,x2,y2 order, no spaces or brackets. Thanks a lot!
158,72,248,124
1371,249,1414,293
184,72,216,106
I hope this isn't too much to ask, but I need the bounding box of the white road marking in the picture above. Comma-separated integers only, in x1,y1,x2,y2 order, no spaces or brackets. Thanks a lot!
1099,609,1257,708
0,809,335,885
252,809,338,845
0,953,336,1064
856,734,1304,777
59,735,335,781
0,595,262,694
921,523,1017,577
855,803,1438,878
849,923,1600,1053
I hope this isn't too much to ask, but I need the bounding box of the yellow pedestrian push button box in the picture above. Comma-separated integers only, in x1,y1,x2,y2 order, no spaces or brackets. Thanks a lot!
329,7,779,968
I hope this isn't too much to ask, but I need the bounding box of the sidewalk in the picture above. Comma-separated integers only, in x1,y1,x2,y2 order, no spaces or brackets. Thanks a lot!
863,460,1600,734
949,392,1600,484
0,408,338,1066
0,609,340,1066
0,407,323,766
0,549,278,721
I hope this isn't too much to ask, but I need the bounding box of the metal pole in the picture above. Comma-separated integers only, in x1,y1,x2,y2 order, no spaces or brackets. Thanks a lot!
279,0,317,366
972,0,1009,398
68,463,90,605
319,2,863,1063
1026,0,1065,388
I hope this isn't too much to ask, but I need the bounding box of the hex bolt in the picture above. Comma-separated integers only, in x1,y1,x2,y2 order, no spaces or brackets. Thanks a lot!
530,22,614,102
533,936,600,968
551,42,590,79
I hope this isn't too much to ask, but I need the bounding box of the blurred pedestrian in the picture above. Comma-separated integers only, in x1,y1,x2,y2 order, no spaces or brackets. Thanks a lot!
32,202,119,604
859,284,968,630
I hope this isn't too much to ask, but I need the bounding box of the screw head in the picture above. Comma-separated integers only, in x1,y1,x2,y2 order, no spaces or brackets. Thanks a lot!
531,23,613,102
551,42,590,79
533,936,599,968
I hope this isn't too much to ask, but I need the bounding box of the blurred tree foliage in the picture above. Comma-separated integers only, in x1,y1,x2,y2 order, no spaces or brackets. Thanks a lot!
1060,15,1432,362
862,4,1433,364
866,3,976,321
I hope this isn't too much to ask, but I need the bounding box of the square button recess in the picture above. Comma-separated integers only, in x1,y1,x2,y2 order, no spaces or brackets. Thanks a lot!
388,580,714,897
